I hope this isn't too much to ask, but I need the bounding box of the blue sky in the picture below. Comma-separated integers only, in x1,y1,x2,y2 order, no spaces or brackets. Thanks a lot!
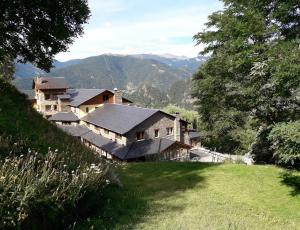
56,0,223,61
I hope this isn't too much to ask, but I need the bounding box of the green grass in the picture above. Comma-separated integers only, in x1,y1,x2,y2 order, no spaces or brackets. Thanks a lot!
79,163,300,230
0,80,98,166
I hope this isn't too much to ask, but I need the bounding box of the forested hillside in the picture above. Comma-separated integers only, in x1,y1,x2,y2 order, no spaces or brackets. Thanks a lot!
13,54,205,109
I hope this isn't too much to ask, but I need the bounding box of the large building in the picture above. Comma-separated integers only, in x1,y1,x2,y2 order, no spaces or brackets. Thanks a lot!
30,76,200,161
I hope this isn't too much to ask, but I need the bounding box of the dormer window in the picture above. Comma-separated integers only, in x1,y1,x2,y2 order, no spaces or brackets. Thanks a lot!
136,131,145,140
103,94,109,103
86,107,89,113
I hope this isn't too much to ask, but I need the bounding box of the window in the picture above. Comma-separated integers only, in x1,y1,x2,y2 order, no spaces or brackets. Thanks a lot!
62,121,71,125
116,133,122,140
136,131,145,140
85,107,89,113
166,127,173,135
103,94,109,103
53,105,57,111
154,129,159,138
45,105,51,111
104,129,109,135
45,94,50,100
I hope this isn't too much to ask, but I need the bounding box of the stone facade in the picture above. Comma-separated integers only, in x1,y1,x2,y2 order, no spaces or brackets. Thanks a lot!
126,112,176,143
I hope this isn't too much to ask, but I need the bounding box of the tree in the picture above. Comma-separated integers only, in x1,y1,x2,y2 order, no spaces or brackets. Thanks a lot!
0,0,90,72
193,0,300,162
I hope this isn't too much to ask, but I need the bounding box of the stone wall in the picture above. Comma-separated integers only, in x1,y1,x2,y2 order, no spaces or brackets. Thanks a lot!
126,112,176,143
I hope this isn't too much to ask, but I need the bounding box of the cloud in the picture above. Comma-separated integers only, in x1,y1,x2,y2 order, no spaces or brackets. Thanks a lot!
56,0,222,61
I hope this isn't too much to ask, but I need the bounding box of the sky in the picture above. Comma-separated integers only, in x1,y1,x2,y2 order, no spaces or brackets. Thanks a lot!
55,0,223,61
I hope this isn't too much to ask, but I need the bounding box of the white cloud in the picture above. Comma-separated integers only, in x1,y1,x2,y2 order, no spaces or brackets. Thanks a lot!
56,2,222,61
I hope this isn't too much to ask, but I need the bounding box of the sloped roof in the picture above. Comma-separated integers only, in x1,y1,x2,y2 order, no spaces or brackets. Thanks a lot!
81,131,124,154
81,104,159,135
188,131,201,140
58,125,91,137
48,112,79,122
69,89,108,107
118,138,176,160
33,77,69,90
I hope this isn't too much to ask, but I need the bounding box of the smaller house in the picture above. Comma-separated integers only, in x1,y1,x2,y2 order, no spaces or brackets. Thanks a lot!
187,129,201,147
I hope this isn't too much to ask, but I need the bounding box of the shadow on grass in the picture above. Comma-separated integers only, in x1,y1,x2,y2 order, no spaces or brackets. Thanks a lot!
77,162,219,229
281,172,300,196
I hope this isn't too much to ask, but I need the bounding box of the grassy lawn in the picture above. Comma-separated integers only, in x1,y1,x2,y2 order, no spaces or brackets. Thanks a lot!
78,163,300,230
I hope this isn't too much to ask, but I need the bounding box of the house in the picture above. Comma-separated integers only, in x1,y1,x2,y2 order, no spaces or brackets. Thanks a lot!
30,76,200,161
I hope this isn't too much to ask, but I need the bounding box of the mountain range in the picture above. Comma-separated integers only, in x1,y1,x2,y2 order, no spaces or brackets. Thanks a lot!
13,54,207,108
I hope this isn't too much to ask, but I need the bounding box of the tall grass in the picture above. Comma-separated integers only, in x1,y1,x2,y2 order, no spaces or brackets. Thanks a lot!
0,149,109,229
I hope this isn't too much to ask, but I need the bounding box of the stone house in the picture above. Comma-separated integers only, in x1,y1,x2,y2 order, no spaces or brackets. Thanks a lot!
31,76,200,161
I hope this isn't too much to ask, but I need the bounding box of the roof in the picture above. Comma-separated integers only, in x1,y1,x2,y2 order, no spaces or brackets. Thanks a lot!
81,104,159,135
81,131,124,154
48,112,79,122
59,125,91,137
69,89,108,107
188,131,201,140
33,77,69,90
119,138,176,160
55,124,190,160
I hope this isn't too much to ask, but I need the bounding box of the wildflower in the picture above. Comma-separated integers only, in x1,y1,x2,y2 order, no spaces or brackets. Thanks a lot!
105,179,110,184
45,161,48,164
63,164,67,168
55,149,58,152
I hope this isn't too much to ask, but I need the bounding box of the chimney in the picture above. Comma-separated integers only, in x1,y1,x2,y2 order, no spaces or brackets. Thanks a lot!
113,88,123,104
174,112,182,142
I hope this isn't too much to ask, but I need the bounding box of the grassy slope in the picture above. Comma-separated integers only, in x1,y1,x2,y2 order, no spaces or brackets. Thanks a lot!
0,80,97,165
80,163,300,230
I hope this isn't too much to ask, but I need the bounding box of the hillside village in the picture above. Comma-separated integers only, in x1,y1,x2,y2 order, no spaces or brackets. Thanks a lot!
1,0,300,229
28,76,200,161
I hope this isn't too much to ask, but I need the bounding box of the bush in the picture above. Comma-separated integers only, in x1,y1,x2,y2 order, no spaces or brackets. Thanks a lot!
0,149,109,229
268,121,300,166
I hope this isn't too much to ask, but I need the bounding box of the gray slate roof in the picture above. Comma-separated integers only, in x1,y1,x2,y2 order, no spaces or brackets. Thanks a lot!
188,131,201,140
81,104,159,135
69,89,108,107
81,131,124,154
59,125,91,137
48,112,79,122
56,124,190,160
119,138,176,160
34,77,68,90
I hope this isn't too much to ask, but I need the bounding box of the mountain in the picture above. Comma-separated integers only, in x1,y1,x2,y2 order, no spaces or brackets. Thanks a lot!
132,54,207,74
49,55,192,91
12,53,207,109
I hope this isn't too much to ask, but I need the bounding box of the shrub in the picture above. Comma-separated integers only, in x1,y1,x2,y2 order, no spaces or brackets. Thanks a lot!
0,149,109,229
268,121,300,166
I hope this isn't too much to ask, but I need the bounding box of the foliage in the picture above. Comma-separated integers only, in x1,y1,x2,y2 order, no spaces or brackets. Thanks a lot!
0,0,90,71
78,163,300,229
0,79,100,166
0,55,14,82
163,105,200,129
0,150,108,229
192,0,300,162
268,121,300,166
